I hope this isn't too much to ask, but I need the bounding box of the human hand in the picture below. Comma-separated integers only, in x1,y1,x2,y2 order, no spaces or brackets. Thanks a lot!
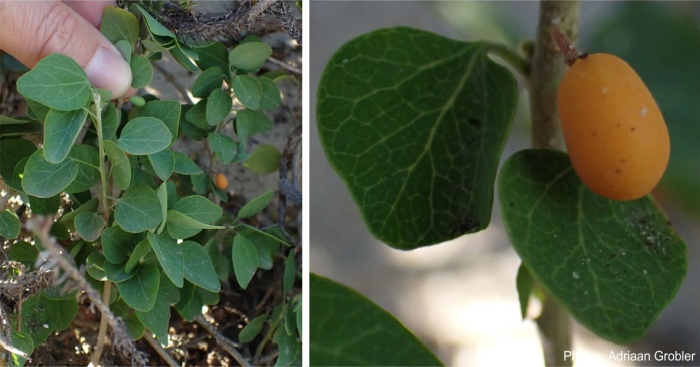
0,0,133,99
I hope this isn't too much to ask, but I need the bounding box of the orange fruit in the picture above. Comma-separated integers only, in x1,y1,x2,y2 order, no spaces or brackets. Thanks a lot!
215,173,228,190
557,53,670,201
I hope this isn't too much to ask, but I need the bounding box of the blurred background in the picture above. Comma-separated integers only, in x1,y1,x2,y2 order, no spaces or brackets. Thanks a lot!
310,2,700,366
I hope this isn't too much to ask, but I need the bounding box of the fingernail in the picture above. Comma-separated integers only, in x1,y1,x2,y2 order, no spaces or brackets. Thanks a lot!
84,46,132,99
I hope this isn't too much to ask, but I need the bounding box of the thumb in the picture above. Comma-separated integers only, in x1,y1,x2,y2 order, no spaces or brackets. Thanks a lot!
0,1,132,98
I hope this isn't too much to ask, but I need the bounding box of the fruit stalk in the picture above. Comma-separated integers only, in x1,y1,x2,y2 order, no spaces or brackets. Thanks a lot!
529,1,579,366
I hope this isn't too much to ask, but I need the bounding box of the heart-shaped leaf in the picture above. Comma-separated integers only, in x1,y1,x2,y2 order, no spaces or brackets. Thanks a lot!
100,6,139,45
74,212,105,242
101,225,138,264
117,116,172,155
16,54,90,111
22,149,78,198
258,77,282,110
114,184,162,233
498,149,687,343
43,108,88,163
317,27,517,249
130,55,153,89
148,148,175,181
135,274,179,340
208,132,238,164
310,274,443,366
117,263,160,312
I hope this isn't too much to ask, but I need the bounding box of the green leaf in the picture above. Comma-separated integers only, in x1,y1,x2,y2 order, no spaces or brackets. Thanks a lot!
114,184,162,233
258,77,282,110
516,263,534,320
229,42,272,71
167,211,225,230
283,253,296,293
195,42,229,77
86,252,107,281
140,100,180,144
130,55,153,89
310,273,443,366
235,109,273,147
16,54,90,111
105,260,137,282
26,194,61,215
21,293,56,346
65,144,99,193
100,6,139,45
175,281,203,321
125,239,151,274
181,241,220,292
205,88,232,125
205,239,230,281
147,232,184,287
295,300,302,338
156,182,168,234
5,156,28,192
130,4,176,38
101,225,138,264
0,209,21,239
104,140,131,190
148,149,175,181
22,149,78,198
172,151,203,175
0,138,36,180
274,326,300,367
118,117,172,155
190,173,211,195
166,195,223,239
185,100,209,129
10,331,34,367
233,75,262,110
123,313,145,340
171,46,199,72
238,190,274,219
208,132,237,164
74,212,105,242
498,149,688,343
43,108,88,163
60,197,99,230
239,314,267,343
317,27,517,249
52,297,78,331
135,274,179,340
9,242,38,268
25,99,50,121
192,67,224,98
232,234,259,289
117,263,160,312
244,144,280,174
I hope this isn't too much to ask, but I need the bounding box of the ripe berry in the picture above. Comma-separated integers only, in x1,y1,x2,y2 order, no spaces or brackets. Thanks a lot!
557,53,670,201
215,173,228,190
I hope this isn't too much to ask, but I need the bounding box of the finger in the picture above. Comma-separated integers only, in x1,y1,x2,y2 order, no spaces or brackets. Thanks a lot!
63,0,115,28
0,1,132,98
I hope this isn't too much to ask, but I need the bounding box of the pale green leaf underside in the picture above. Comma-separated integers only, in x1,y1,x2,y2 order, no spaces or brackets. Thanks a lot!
43,109,88,164
117,116,172,155
310,274,443,366
317,26,517,249
22,149,78,198
16,54,90,111
114,184,162,233
498,149,687,343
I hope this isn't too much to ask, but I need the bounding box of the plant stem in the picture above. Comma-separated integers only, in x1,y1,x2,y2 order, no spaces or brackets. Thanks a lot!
90,281,112,367
484,42,531,78
530,1,580,151
529,1,580,366
91,91,110,219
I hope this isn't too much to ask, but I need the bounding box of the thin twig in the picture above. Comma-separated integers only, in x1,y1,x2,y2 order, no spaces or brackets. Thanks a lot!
195,315,251,367
265,57,302,75
90,281,112,366
26,216,148,367
0,334,29,360
144,333,179,367
528,1,580,366
152,61,195,105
